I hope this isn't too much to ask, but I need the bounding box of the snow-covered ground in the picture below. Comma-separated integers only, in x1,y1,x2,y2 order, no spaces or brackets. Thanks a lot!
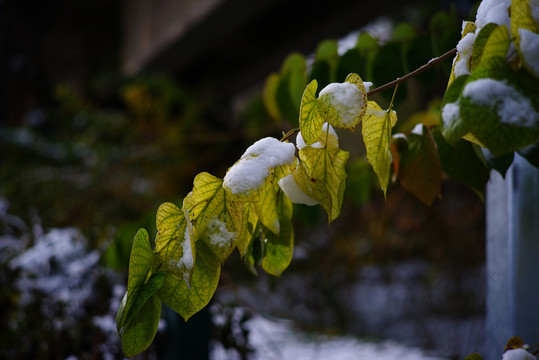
212,314,445,360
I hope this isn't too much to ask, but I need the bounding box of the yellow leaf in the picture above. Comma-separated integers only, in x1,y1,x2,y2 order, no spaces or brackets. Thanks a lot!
190,172,242,263
299,79,325,145
294,146,349,222
236,203,258,257
362,101,397,197
155,202,196,284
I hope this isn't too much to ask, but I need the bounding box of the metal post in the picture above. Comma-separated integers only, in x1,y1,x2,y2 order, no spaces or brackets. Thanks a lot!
486,153,539,360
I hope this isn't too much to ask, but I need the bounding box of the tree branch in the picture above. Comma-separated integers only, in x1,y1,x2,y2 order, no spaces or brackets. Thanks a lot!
366,47,457,97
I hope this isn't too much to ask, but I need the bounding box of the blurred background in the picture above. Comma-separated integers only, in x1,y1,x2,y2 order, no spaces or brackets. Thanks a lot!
0,0,485,359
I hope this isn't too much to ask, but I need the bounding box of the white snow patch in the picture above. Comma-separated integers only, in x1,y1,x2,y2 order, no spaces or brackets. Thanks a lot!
518,28,539,76
211,314,444,360
278,174,320,206
363,81,373,92
319,82,365,127
224,137,296,195
206,217,235,248
296,123,338,149
475,0,511,30
411,124,424,135
169,227,194,284
462,78,539,127
454,32,476,77
441,102,461,128
502,348,537,360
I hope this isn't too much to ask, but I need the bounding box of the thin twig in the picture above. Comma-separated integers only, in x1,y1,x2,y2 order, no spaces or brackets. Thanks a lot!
366,47,457,97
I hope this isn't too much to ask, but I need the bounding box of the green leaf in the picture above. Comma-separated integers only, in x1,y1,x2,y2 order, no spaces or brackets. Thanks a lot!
123,272,166,332
127,228,154,296
476,25,510,70
121,294,161,358
433,129,489,197
191,172,242,263
263,73,282,122
471,23,498,70
362,101,397,196
116,228,155,333
309,60,331,96
316,40,339,63
394,128,442,205
460,58,539,156
154,202,195,282
276,73,300,125
392,22,416,42
336,49,364,82
295,146,349,222
157,241,220,321
262,190,294,277
299,79,324,145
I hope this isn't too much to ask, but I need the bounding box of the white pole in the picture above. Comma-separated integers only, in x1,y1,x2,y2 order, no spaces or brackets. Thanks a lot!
486,153,539,360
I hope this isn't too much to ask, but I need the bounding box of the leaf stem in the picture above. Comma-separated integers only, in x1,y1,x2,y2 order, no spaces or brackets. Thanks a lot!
367,47,457,97
281,128,300,142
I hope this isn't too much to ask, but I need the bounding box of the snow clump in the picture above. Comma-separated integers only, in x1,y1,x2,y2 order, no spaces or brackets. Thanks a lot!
319,82,365,128
518,28,539,76
475,0,511,31
278,174,320,206
462,78,539,127
296,122,338,149
502,349,537,360
454,32,476,77
223,137,296,196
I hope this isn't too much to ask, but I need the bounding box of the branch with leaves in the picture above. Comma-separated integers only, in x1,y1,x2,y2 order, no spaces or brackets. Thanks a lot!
116,0,539,357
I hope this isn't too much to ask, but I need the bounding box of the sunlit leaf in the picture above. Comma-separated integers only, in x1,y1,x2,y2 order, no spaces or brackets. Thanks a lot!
299,80,324,145
157,241,220,321
318,75,367,130
471,23,498,70
262,190,294,277
476,25,510,70
254,182,280,235
154,202,195,282
191,172,242,263
122,272,165,333
362,101,397,196
294,146,349,222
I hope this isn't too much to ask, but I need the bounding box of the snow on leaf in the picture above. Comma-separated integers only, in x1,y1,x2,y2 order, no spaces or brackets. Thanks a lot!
191,172,242,263
155,202,195,285
223,138,296,202
157,241,220,321
318,76,367,130
361,100,397,197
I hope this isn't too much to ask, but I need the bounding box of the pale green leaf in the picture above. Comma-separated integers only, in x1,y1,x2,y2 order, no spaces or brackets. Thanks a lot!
262,191,294,277
362,101,397,196
154,202,195,282
299,79,324,145
121,294,161,358
472,23,498,70
295,146,349,222
191,172,242,263
157,241,220,321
